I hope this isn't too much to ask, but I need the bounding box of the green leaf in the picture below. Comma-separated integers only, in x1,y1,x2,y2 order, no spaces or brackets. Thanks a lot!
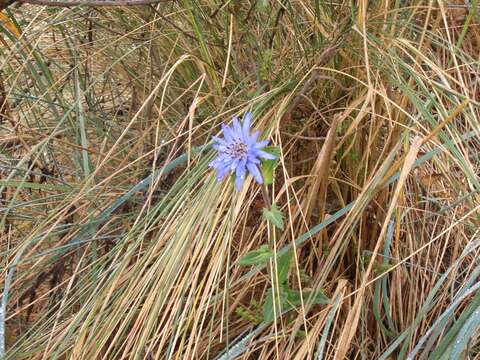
262,289,274,323
262,286,330,323
285,288,330,306
262,203,284,230
260,146,280,185
263,287,288,323
284,288,302,306
276,250,292,285
238,245,272,266
303,290,330,305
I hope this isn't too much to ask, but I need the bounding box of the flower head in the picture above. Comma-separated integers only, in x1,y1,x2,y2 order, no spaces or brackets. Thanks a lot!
209,112,276,191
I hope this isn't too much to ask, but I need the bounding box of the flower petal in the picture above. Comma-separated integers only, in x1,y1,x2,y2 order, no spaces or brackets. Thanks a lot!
257,150,276,160
222,124,235,143
209,154,232,168
235,175,244,191
216,167,230,181
232,116,242,137
213,144,228,152
237,158,246,176
235,161,246,191
210,152,231,165
249,130,260,143
230,158,240,170
253,139,269,149
247,155,260,164
242,112,252,137
209,156,223,168
247,162,263,184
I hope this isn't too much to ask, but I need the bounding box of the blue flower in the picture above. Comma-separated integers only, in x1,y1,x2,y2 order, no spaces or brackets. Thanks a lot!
209,112,276,191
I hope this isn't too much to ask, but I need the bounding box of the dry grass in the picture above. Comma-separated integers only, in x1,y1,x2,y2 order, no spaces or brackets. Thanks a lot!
1,1,480,359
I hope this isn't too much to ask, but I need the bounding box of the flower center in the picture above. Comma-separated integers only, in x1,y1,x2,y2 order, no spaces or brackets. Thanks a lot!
229,141,248,159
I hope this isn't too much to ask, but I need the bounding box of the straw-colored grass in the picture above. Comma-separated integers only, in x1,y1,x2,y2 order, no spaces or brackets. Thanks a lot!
1,1,480,359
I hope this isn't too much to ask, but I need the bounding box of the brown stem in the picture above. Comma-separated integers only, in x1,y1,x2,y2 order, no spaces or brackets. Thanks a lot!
261,185,271,211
